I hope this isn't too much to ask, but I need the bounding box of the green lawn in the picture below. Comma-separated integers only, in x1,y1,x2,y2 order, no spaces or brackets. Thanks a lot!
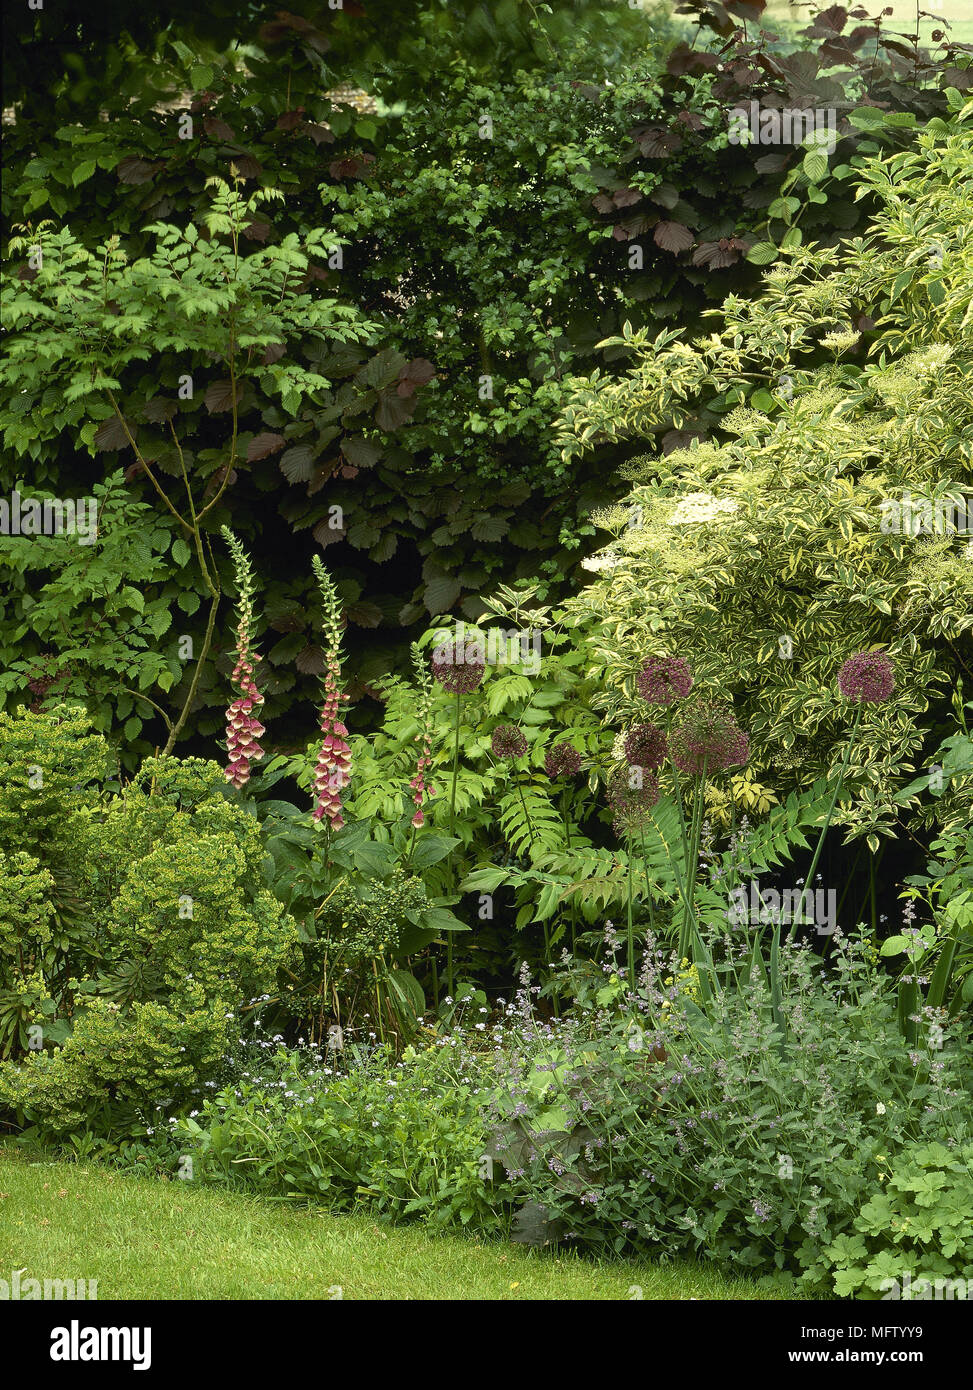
762,0,973,46
0,1149,801,1301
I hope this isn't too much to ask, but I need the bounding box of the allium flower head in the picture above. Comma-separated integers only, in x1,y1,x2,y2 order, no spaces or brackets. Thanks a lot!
623,722,668,771
669,700,749,776
607,764,660,837
431,640,485,694
545,742,582,780
492,724,528,760
637,657,693,706
837,651,895,704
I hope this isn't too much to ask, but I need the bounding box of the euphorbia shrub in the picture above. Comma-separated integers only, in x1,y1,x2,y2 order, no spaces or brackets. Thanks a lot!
0,710,298,1139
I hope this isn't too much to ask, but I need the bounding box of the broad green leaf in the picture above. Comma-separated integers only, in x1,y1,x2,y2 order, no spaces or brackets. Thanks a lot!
802,151,828,183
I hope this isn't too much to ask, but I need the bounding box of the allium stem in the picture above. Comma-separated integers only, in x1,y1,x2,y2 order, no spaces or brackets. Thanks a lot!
792,700,864,942
446,691,462,1000
638,820,656,941
449,692,462,833
668,755,697,953
562,787,577,954
679,761,708,960
626,852,635,988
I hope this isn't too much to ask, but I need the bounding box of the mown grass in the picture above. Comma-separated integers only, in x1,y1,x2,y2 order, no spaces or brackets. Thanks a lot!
0,1148,801,1301
762,0,973,44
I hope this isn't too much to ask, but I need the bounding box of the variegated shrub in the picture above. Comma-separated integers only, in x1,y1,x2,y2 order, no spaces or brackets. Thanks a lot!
555,104,973,847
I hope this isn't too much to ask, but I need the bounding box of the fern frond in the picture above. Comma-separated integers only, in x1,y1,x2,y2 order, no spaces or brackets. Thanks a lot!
498,783,564,860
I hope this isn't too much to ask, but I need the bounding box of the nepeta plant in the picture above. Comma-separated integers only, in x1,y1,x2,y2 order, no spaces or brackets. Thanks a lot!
483,926,972,1286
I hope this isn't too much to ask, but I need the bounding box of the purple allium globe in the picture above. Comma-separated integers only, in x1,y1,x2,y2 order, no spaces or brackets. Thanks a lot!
623,721,668,772
637,657,693,706
607,765,660,837
669,700,749,776
545,742,582,779
431,640,485,695
492,723,528,760
837,651,895,704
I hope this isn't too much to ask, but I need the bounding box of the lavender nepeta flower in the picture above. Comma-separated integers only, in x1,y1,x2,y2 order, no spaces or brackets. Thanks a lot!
637,657,693,706
751,1197,772,1224
492,723,528,760
669,699,749,776
544,742,582,779
837,651,895,703
431,640,485,694
623,721,668,771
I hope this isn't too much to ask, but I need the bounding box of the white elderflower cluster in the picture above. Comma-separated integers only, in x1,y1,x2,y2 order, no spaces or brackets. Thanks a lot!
580,549,624,573
819,328,859,353
909,343,952,375
666,491,740,526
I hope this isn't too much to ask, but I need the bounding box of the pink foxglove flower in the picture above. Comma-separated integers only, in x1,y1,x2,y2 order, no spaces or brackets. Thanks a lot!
410,732,433,828
221,529,266,790
311,556,352,828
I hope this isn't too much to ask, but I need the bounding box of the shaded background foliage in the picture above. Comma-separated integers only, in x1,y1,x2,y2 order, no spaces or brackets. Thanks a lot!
2,0,968,759
2,0,661,757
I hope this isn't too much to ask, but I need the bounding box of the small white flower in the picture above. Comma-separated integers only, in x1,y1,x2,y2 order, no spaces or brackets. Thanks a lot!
580,550,624,573
876,1102,886,1115
667,491,739,526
